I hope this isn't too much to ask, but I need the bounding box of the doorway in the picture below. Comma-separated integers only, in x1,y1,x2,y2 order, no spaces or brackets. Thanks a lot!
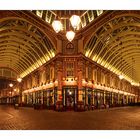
62,87,78,110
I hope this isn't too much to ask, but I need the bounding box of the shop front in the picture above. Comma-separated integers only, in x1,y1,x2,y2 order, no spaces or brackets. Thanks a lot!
22,81,58,109
94,89,105,109
81,87,94,110
42,88,57,110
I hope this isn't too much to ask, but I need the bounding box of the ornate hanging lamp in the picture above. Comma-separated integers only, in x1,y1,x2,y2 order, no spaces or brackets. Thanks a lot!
52,20,62,33
70,15,81,29
66,30,75,42
52,13,81,42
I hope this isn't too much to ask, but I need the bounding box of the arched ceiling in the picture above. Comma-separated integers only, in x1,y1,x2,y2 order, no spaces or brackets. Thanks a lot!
0,10,104,79
0,12,56,78
1,10,140,87
84,11,140,86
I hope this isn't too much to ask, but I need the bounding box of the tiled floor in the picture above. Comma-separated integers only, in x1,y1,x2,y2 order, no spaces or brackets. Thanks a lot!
0,105,140,130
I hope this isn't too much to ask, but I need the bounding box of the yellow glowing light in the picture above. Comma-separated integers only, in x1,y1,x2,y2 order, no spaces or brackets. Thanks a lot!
119,74,124,80
85,50,90,57
9,83,13,87
52,20,62,33
66,31,75,42
21,52,55,78
17,77,22,82
70,15,81,29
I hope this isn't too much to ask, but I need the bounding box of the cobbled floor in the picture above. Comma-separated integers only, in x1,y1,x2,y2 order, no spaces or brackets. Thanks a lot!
0,105,140,130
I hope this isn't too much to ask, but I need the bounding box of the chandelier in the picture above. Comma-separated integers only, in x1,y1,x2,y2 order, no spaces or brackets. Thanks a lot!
52,14,81,42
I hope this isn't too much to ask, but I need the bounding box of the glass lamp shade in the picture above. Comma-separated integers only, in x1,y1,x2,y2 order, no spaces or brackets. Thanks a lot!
9,83,13,87
119,74,124,80
70,15,81,29
52,20,62,33
66,31,75,42
17,77,22,82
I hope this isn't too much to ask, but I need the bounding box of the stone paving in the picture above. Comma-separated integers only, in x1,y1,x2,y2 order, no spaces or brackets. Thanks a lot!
0,105,140,130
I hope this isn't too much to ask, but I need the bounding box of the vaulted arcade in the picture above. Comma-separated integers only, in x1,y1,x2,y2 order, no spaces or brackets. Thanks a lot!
0,10,140,111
